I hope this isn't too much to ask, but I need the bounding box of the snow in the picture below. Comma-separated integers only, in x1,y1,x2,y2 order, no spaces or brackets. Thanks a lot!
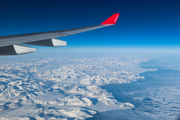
0,57,153,120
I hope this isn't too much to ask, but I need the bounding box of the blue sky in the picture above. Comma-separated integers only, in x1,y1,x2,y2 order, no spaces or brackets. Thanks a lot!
0,0,180,46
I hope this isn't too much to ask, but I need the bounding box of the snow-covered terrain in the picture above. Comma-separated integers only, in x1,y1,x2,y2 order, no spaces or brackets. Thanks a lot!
0,57,151,120
131,86,180,120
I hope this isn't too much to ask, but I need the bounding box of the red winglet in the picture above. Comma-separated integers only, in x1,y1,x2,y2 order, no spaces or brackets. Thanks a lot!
101,13,120,25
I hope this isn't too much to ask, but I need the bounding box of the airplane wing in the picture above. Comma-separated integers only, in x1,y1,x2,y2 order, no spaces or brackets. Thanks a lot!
0,13,120,55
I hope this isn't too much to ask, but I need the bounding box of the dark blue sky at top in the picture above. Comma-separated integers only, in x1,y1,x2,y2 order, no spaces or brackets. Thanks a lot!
0,0,180,46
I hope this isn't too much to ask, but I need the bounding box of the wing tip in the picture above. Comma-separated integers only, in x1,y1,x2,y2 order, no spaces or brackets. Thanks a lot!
101,13,120,25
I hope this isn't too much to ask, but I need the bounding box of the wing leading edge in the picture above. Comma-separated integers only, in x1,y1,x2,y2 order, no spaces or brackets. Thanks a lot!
0,13,120,55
